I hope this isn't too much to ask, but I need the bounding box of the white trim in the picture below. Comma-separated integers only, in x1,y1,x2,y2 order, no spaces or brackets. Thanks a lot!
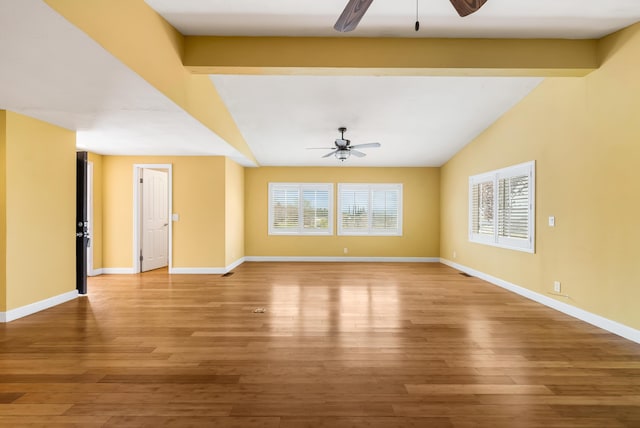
245,256,439,263
170,257,246,275
133,164,173,274
87,161,95,277
0,290,78,323
102,267,136,274
88,268,103,277
440,258,640,345
225,257,246,272
170,267,228,274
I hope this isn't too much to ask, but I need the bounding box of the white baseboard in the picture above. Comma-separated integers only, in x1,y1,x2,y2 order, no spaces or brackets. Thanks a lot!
0,290,79,323
170,257,439,273
225,257,246,272
101,257,437,275
88,268,103,277
170,267,226,274
440,258,640,345
101,267,136,274
244,256,439,263
170,257,246,275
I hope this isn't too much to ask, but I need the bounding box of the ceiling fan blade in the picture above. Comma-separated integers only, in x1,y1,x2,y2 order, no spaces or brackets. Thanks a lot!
334,0,374,32
350,150,367,158
449,0,488,17
350,142,381,149
307,147,336,150
322,150,338,158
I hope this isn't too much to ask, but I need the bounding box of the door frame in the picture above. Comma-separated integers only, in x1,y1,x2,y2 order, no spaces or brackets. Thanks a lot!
86,161,98,277
133,164,173,274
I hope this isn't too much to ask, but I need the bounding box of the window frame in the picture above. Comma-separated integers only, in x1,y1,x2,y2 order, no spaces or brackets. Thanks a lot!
337,183,403,236
268,182,334,236
468,161,535,253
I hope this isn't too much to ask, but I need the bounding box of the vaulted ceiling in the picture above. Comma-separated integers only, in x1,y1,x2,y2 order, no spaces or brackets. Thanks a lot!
1,0,640,166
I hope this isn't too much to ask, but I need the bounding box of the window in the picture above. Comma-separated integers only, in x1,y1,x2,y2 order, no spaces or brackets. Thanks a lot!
268,183,333,235
469,161,535,252
338,184,402,236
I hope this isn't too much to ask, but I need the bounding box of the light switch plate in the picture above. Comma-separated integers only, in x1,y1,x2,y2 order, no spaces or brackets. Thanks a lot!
548,216,555,227
172,213,179,221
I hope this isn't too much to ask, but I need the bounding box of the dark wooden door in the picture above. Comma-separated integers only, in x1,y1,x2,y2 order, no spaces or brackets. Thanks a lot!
76,151,88,295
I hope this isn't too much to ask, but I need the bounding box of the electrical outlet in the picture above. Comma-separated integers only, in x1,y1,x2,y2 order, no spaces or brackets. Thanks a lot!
453,251,457,259
548,216,555,227
553,281,561,293
343,247,348,254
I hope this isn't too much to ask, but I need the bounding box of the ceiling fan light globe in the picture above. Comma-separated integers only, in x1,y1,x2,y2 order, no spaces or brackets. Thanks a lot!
335,149,350,161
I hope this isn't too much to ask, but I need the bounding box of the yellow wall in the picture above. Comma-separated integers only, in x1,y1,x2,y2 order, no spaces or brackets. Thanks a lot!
4,112,76,310
102,156,132,269
440,23,640,330
184,36,598,77
225,158,245,266
88,152,103,270
245,167,440,257
0,112,6,310
102,156,227,269
172,157,226,268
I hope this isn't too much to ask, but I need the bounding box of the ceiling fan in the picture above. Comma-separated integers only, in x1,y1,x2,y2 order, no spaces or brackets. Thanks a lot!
308,127,381,161
334,0,488,32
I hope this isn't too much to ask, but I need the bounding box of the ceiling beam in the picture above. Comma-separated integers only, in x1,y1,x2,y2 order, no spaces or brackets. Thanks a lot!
184,37,598,77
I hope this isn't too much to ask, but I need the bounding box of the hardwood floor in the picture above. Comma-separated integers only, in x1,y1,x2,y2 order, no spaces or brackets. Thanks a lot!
1,262,639,427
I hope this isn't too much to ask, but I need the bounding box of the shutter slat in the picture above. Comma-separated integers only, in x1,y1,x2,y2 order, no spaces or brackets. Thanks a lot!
473,180,494,236
498,174,529,240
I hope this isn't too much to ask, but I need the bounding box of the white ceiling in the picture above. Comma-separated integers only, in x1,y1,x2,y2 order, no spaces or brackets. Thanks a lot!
145,0,640,39
211,75,542,166
1,1,639,167
0,0,251,165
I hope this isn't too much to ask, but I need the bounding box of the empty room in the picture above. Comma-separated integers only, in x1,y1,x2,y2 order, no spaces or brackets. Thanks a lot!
1,0,639,426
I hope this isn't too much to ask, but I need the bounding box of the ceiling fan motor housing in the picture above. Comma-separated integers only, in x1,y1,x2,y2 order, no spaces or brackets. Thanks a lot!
337,127,350,147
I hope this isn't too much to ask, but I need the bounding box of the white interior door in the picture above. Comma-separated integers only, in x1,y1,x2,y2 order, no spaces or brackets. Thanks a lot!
141,168,168,272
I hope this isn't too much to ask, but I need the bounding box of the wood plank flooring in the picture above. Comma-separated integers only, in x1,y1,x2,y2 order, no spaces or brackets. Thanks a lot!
1,262,639,427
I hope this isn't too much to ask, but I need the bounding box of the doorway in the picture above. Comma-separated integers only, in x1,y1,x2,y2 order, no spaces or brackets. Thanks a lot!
133,164,173,273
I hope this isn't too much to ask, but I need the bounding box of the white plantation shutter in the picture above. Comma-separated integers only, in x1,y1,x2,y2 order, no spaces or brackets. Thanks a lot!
338,184,402,236
269,183,333,235
302,188,330,231
270,185,299,233
498,175,529,239
372,189,399,232
471,180,495,237
339,186,369,233
469,161,535,252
